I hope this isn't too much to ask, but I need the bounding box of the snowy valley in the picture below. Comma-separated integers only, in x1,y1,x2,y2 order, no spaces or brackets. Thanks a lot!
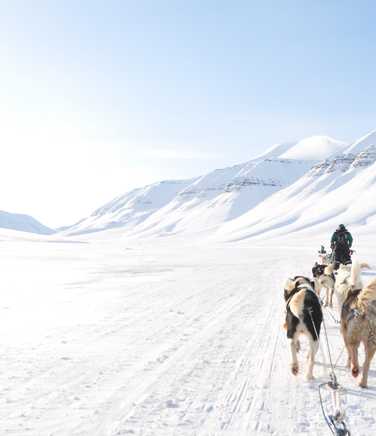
1,131,376,436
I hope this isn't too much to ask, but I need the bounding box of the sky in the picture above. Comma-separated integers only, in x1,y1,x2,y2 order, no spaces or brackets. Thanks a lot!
1,0,375,228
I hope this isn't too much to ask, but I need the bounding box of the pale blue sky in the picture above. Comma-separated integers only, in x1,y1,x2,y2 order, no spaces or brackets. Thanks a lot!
1,1,375,227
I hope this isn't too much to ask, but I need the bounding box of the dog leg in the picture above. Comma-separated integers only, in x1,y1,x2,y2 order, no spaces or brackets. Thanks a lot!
359,345,376,388
347,355,351,368
345,341,351,368
341,329,352,368
350,344,360,378
296,340,301,354
290,337,299,375
306,338,319,380
329,288,334,308
314,279,321,297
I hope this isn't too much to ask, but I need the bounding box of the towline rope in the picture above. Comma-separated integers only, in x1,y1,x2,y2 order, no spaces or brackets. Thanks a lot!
308,308,351,436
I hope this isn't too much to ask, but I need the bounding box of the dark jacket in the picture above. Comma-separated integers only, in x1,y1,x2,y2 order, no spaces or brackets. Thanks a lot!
331,229,353,249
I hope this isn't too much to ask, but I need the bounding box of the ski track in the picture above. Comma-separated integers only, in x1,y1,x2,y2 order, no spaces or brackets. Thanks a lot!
1,240,376,435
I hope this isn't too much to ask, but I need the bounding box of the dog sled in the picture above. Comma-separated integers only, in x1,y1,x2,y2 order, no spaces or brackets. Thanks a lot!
318,375,350,436
317,245,354,269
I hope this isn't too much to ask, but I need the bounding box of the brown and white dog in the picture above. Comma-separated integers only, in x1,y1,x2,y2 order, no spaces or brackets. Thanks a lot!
284,276,323,379
312,263,335,307
335,261,375,388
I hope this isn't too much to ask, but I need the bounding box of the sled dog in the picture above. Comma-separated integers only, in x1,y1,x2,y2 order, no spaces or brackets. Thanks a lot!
318,253,332,265
312,263,335,307
284,276,323,380
335,261,375,387
334,261,370,315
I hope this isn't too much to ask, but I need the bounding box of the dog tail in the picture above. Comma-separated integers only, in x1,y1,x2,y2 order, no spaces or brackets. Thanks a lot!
358,278,376,314
360,262,371,270
350,260,362,289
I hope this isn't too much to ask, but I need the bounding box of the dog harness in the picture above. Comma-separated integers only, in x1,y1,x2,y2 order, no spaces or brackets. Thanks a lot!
285,281,317,310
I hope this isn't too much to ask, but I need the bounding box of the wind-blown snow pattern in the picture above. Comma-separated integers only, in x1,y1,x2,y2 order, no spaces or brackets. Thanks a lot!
0,210,53,234
64,135,349,237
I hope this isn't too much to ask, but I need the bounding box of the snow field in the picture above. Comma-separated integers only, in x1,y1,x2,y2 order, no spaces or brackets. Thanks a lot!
1,236,376,435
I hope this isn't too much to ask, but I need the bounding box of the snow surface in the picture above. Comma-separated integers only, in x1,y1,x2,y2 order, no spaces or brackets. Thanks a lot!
2,130,376,435
1,231,376,436
0,210,53,235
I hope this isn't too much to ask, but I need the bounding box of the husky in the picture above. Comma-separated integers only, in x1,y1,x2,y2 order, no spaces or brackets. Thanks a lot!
284,276,323,379
318,253,332,265
334,261,370,316
312,263,335,307
335,261,375,387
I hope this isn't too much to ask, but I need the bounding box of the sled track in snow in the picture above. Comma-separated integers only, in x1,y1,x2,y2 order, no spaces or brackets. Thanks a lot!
2,241,376,436
105,259,287,436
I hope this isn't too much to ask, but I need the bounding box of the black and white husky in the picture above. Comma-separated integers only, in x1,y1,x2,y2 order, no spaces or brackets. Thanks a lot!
284,276,323,379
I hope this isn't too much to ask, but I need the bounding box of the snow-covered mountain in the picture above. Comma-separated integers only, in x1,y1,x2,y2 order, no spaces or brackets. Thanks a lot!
127,156,315,238
280,135,347,160
217,130,376,241
66,180,196,235
64,135,348,236
0,210,54,235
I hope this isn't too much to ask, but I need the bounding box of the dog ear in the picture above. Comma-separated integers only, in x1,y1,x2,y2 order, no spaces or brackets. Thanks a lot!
285,278,295,290
284,278,295,300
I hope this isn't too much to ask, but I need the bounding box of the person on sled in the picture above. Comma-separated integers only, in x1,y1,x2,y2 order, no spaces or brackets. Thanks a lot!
317,245,330,265
330,224,353,269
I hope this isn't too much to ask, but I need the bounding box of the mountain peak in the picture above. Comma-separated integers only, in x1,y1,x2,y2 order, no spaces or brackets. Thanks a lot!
279,136,348,160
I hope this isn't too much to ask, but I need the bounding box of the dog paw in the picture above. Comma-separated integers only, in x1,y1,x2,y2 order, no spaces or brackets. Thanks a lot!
352,367,360,377
291,364,299,375
359,381,368,389
305,373,314,381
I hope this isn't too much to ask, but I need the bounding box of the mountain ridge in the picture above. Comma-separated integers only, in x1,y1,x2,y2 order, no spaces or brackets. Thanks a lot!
216,134,376,242
0,210,54,235
62,134,350,237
